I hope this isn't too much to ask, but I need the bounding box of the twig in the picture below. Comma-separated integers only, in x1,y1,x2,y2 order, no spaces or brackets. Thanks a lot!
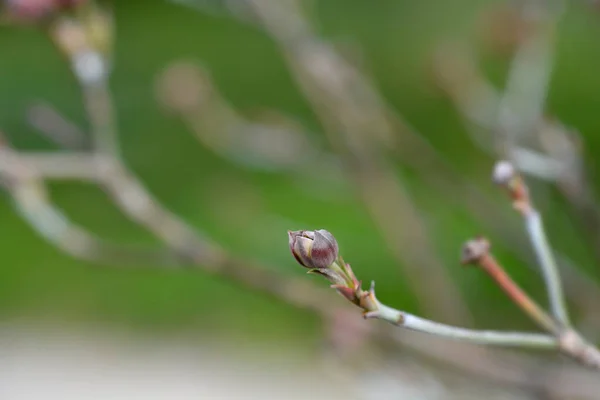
431,41,572,181
493,0,562,157
26,101,89,149
494,160,570,327
0,152,100,180
288,230,557,350
364,282,556,349
155,60,337,175
461,237,559,334
461,236,600,369
0,136,179,265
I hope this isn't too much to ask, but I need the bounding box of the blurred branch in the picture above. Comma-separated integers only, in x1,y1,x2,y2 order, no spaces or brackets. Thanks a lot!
0,9,339,315
0,134,335,315
432,33,600,263
155,60,344,182
494,1,562,156
26,101,89,149
0,135,179,265
2,152,99,180
389,330,600,399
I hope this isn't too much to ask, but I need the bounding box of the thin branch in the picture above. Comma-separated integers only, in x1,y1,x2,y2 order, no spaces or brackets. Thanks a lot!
50,14,118,157
525,208,570,324
26,101,89,149
0,138,180,265
431,41,573,181
367,297,557,349
462,237,560,334
289,234,557,349
494,161,570,327
155,60,338,176
461,236,600,369
81,81,120,157
493,1,562,157
0,152,100,180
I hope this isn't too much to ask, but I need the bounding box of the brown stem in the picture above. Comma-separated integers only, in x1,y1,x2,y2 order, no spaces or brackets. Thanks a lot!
478,253,560,334
463,237,600,370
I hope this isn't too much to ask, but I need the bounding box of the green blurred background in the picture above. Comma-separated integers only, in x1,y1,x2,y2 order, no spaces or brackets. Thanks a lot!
1,0,599,354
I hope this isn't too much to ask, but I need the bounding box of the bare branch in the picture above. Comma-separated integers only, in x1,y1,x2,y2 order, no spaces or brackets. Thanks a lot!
0,152,99,180
462,235,600,369
462,237,560,334
494,161,570,326
0,137,179,266
494,1,562,155
372,303,557,349
26,101,89,149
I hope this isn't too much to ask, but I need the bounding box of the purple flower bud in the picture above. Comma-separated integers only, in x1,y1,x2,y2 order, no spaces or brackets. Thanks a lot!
288,229,339,269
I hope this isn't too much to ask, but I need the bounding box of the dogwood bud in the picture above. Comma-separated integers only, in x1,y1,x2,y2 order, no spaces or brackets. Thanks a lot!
288,229,339,270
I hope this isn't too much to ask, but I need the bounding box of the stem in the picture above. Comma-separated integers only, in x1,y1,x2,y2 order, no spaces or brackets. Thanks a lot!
82,80,120,157
524,208,570,327
367,302,557,349
479,253,560,334
559,330,600,369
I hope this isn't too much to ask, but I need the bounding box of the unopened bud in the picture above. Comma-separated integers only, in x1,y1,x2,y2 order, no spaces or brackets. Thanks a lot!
492,160,531,214
461,237,490,265
493,160,516,185
288,229,339,270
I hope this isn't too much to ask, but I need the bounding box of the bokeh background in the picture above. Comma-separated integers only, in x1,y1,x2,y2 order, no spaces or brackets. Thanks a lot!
1,0,600,398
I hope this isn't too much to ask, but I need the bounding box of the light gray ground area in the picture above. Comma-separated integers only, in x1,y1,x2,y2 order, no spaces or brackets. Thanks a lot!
0,323,533,400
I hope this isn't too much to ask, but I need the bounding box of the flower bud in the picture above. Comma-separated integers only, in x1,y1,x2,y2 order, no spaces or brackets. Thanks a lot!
288,229,339,269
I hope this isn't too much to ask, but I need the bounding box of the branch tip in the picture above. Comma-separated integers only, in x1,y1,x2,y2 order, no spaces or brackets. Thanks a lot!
493,160,516,185
461,237,491,265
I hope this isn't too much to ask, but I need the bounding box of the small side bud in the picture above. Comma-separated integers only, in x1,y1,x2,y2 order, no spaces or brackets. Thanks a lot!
461,237,490,265
288,229,339,270
492,160,531,214
493,160,516,185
